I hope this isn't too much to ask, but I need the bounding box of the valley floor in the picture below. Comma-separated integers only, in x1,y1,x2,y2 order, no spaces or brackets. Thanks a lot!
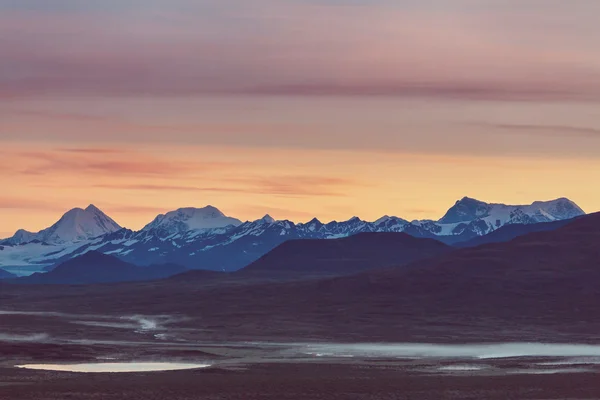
3,307,600,399
3,362,600,400
3,266,600,400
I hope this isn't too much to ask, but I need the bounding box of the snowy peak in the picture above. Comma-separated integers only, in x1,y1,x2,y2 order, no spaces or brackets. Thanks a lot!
4,205,122,245
306,217,323,226
260,214,276,224
5,229,36,245
38,205,122,244
374,215,409,226
142,206,242,236
374,215,392,225
528,198,585,221
301,218,324,232
82,204,122,233
438,197,492,224
85,204,103,213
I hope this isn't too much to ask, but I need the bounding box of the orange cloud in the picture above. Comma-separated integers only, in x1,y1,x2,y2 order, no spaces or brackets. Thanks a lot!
93,175,365,197
232,205,317,222
468,122,600,138
241,176,366,197
55,148,129,154
0,196,65,211
100,205,175,216
2,148,239,178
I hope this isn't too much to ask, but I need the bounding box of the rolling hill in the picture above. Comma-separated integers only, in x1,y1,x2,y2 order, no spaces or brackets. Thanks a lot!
15,251,187,285
241,232,451,276
454,217,579,248
0,268,16,280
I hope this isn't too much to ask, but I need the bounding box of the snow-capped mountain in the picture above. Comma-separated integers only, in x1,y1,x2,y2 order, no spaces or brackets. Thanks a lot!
0,198,586,275
0,205,122,275
260,214,276,224
434,197,585,237
141,206,242,238
374,215,408,225
2,205,121,245
440,197,583,224
7,229,36,245
61,216,382,271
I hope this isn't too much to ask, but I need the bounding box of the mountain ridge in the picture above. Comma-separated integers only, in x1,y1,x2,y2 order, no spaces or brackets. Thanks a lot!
0,197,587,274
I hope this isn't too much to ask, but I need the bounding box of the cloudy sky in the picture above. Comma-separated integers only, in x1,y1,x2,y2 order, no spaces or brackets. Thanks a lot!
2,0,600,235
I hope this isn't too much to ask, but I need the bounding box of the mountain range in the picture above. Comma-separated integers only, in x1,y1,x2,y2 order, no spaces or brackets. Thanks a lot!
8,211,599,343
9,232,450,284
0,197,585,275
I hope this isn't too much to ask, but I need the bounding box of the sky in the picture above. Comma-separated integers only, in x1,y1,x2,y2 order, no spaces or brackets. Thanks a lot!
2,0,600,236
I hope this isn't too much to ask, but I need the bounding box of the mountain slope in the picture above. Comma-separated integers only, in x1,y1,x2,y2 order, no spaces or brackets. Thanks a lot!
0,268,16,279
454,217,579,248
242,232,451,276
16,251,187,285
341,212,600,322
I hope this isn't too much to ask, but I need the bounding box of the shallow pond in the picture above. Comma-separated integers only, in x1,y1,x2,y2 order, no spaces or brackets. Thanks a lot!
16,362,211,373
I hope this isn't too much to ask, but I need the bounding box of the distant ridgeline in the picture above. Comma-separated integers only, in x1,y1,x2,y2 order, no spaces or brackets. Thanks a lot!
0,197,585,274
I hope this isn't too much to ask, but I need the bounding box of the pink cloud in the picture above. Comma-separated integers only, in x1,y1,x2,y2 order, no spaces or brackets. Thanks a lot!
0,196,65,211
0,147,241,178
1,1,599,100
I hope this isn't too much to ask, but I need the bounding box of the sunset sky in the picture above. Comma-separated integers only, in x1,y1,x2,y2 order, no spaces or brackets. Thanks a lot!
2,0,600,237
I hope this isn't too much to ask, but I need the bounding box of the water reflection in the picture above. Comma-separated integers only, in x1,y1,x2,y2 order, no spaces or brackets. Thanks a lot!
17,362,211,373
300,343,600,359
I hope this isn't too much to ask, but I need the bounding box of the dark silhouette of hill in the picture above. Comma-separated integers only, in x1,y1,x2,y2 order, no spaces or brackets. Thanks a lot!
15,251,187,285
454,217,579,248
331,212,600,324
165,269,226,282
0,268,16,279
240,232,452,276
